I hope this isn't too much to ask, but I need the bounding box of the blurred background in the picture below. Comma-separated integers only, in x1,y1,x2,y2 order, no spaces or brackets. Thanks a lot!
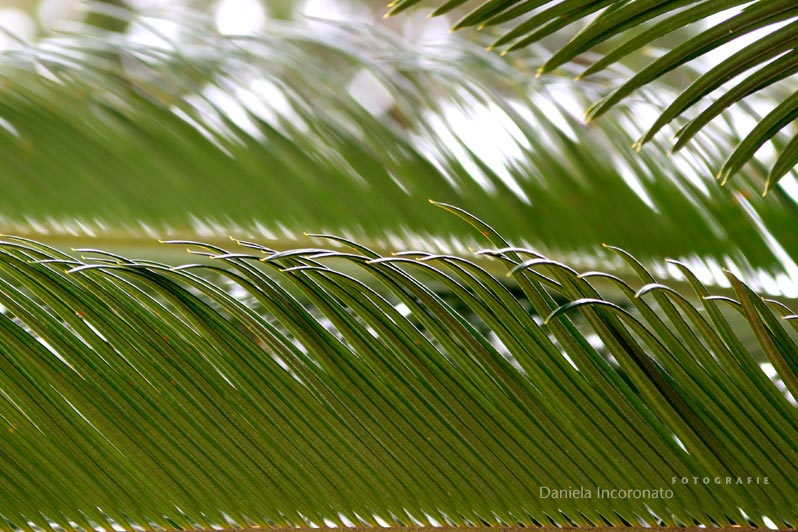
0,0,796,297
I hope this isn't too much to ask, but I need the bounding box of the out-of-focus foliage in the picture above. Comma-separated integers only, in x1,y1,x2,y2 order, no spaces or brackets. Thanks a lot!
389,0,798,191
0,8,797,295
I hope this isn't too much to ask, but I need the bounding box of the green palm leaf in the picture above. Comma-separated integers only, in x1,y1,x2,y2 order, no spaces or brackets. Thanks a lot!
2,5,797,530
0,207,796,529
388,0,798,189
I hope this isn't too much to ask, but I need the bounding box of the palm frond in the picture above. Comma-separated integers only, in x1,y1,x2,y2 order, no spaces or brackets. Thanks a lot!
0,207,797,529
387,0,798,189
1,11,798,293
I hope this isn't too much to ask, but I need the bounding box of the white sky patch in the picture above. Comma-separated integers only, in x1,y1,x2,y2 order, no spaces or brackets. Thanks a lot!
760,362,797,406
127,0,186,9
530,95,578,142
726,103,759,136
670,150,710,197
615,155,657,211
701,257,730,288
729,99,781,164
128,16,181,50
774,272,797,299
237,82,279,124
699,7,797,70
756,270,779,296
0,9,35,51
249,79,291,115
203,83,263,139
410,126,457,188
171,103,232,155
681,255,715,286
38,0,82,31
214,0,266,36
491,100,533,151
774,167,798,197
400,9,450,44
245,78,308,132
299,0,348,21
437,95,531,202
542,85,588,130
722,257,745,282
348,69,394,117
702,4,747,29
736,195,798,296
622,102,663,136
423,110,484,189
761,362,777,380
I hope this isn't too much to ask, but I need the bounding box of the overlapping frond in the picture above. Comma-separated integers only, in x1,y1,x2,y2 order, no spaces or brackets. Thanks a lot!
387,0,798,189
0,208,796,529
1,11,797,292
